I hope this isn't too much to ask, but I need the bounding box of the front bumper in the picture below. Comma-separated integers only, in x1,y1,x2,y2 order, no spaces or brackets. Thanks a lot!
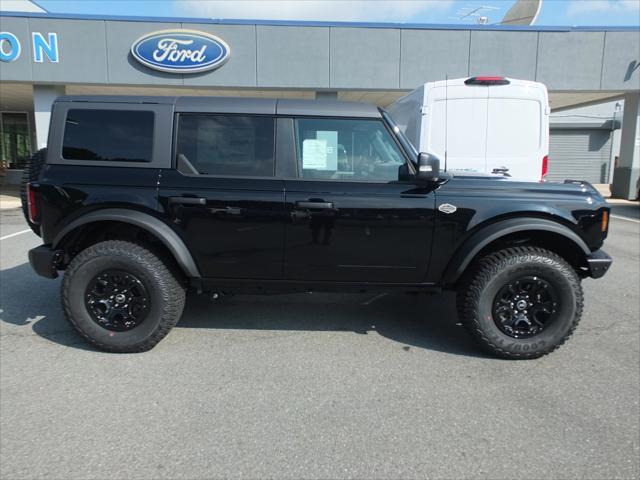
585,249,612,279
28,245,63,279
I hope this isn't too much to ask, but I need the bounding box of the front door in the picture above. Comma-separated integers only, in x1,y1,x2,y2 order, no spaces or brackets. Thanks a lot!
284,117,436,283
159,113,286,279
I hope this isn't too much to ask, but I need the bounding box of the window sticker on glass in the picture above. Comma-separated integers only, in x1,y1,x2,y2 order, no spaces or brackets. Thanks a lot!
316,131,338,171
302,139,328,170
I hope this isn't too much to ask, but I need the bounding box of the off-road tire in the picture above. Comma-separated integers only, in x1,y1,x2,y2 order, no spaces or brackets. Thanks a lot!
62,240,186,353
20,148,47,236
457,246,583,360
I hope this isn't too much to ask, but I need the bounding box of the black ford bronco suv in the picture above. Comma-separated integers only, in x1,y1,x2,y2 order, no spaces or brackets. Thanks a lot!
24,95,612,358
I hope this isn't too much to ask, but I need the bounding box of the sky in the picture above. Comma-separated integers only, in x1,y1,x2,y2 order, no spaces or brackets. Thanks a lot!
18,0,640,26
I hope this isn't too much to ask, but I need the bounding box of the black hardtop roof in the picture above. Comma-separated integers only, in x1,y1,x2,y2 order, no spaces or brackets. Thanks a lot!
55,95,382,118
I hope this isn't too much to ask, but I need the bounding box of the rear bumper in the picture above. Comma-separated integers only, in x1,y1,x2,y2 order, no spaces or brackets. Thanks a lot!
585,249,612,279
28,245,62,279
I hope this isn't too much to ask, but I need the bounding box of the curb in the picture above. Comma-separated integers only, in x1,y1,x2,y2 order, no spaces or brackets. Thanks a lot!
606,198,639,205
0,201,22,210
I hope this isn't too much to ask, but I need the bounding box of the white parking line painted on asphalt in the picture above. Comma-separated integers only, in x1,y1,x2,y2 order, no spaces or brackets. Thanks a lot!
611,215,640,224
0,229,32,241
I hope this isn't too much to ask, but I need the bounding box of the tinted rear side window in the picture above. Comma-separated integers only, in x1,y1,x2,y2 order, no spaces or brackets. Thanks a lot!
176,114,275,177
62,109,154,162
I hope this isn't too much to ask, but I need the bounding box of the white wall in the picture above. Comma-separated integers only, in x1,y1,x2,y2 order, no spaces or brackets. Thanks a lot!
550,99,623,126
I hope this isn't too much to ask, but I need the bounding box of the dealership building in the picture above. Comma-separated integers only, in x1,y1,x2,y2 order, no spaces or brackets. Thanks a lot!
1,5,639,198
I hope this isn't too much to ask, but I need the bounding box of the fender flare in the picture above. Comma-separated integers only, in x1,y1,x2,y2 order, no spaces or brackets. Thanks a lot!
442,217,590,285
53,208,201,278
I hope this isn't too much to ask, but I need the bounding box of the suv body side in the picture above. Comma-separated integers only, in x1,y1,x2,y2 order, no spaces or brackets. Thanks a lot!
25,95,613,357
32,96,610,291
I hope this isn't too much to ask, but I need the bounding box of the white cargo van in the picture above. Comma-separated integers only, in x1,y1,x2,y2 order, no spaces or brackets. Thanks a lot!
387,76,550,181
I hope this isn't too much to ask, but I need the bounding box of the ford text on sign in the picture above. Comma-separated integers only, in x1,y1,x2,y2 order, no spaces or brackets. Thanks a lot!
130,29,230,74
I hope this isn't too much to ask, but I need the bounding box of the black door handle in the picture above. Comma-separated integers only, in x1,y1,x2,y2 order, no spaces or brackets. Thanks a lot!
295,201,334,209
168,196,206,205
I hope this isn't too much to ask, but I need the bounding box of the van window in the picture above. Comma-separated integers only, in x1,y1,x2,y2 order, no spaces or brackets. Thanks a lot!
62,109,154,162
294,118,405,182
176,114,275,177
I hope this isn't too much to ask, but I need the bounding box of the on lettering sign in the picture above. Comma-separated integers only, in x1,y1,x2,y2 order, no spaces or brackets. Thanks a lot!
130,29,230,74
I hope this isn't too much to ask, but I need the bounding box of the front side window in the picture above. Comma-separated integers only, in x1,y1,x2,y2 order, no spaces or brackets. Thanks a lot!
294,118,405,182
176,114,275,177
62,109,154,162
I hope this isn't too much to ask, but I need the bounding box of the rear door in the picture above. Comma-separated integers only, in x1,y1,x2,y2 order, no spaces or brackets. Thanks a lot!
158,113,286,279
283,117,436,283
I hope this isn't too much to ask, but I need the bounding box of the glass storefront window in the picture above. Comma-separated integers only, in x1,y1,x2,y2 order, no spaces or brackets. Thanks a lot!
0,112,32,169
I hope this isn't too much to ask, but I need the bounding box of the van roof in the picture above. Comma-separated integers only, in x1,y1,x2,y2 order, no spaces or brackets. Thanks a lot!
54,95,382,118
427,77,545,89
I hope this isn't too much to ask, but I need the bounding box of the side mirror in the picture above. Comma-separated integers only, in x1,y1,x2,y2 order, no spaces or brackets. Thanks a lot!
416,152,441,181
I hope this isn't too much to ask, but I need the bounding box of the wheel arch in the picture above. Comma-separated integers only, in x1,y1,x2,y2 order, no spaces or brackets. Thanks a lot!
442,217,591,286
53,208,200,278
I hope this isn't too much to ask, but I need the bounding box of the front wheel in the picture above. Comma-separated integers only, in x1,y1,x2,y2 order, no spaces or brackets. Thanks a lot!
457,246,583,359
62,240,186,352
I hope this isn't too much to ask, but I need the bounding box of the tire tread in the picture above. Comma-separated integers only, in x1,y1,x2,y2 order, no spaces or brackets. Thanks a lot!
457,246,583,360
61,240,185,353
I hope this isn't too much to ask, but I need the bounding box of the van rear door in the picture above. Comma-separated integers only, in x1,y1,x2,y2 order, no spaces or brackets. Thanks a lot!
486,82,548,181
426,84,488,174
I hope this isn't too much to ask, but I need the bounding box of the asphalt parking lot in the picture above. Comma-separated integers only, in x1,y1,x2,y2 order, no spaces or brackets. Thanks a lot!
1,204,638,480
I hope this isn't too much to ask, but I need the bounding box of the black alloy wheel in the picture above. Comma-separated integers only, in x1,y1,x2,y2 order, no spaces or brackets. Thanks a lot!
492,276,559,339
85,269,151,332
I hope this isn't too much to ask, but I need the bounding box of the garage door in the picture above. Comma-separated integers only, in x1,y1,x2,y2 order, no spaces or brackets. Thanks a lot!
548,129,612,183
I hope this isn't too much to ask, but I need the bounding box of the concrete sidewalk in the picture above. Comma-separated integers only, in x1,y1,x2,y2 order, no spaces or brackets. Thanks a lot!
0,184,21,210
606,197,640,205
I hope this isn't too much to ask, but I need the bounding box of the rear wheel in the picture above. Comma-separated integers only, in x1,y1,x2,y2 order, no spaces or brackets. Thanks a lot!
20,148,46,236
62,240,186,352
457,246,583,359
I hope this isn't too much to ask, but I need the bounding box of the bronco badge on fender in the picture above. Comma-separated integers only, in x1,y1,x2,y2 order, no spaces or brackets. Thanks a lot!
438,203,457,214
131,29,230,73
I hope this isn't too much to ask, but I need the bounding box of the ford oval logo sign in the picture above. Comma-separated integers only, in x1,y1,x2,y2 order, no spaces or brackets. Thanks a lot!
131,29,230,74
